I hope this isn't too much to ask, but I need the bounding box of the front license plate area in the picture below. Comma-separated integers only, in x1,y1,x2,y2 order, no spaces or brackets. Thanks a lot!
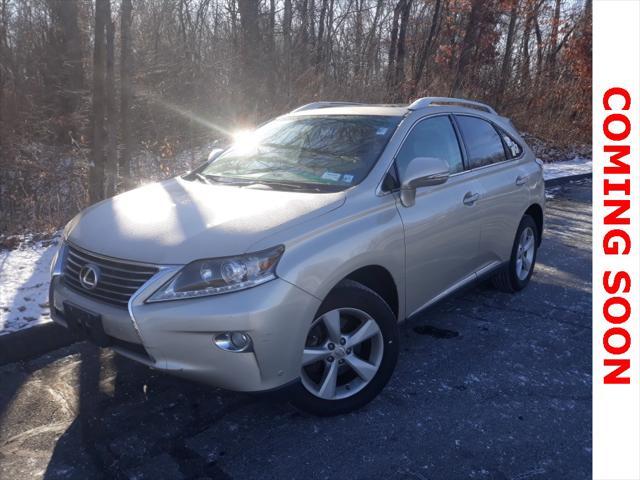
63,302,111,347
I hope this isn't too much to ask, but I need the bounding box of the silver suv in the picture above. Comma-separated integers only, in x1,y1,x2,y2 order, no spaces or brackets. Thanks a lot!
50,97,544,415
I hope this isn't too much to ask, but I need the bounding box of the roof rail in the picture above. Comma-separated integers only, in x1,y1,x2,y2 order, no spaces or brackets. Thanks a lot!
408,97,497,115
291,101,365,113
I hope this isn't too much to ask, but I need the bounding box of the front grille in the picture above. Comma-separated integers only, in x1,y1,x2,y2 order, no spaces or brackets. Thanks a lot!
63,244,158,307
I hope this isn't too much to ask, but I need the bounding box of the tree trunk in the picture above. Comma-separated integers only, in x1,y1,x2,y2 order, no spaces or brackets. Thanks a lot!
105,15,117,197
353,0,364,79
325,0,335,69
316,0,328,65
519,5,533,86
496,0,519,108
309,0,316,48
393,0,413,100
119,0,133,190
237,0,260,115
412,0,443,94
581,0,592,58
533,16,543,87
0,0,6,148
47,0,84,144
364,0,385,85
268,0,277,104
89,0,108,203
386,2,402,89
546,0,562,79
283,0,293,101
269,0,276,41
451,0,483,96
300,0,309,68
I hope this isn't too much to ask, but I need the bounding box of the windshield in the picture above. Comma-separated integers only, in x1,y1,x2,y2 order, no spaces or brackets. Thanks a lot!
200,115,401,191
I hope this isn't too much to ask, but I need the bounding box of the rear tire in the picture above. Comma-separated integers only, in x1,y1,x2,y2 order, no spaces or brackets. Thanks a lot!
289,280,399,416
492,214,539,293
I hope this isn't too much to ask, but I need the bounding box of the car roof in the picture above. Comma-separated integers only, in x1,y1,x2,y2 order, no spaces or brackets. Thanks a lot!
288,105,409,117
284,99,517,136
287,97,501,118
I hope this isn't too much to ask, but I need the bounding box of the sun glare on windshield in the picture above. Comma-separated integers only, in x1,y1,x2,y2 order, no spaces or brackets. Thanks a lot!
232,129,260,154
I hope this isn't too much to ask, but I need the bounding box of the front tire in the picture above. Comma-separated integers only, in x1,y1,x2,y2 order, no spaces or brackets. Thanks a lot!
492,214,539,292
289,280,399,416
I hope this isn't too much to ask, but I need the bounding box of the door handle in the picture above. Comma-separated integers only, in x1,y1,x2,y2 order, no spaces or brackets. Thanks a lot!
463,192,480,206
516,175,529,186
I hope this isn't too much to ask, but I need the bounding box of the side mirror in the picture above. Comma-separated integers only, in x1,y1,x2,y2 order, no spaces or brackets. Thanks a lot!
207,148,224,162
399,156,450,207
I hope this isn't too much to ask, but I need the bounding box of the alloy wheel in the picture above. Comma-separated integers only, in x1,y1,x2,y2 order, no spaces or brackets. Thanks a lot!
515,226,535,280
300,308,384,400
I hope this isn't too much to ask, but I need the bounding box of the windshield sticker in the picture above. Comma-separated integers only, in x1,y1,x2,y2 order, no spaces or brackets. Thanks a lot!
342,174,354,184
321,171,342,182
376,127,388,135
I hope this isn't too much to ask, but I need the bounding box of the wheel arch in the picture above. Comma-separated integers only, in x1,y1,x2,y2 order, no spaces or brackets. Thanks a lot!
524,203,544,245
332,265,400,320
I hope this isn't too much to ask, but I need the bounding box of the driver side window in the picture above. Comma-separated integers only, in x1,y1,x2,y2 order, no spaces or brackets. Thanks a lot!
396,116,464,178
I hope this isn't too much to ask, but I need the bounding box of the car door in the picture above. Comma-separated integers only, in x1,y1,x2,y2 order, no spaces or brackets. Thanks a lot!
453,115,531,266
394,115,485,316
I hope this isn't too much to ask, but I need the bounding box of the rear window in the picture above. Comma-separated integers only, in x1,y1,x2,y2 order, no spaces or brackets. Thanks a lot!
455,115,507,169
499,130,523,158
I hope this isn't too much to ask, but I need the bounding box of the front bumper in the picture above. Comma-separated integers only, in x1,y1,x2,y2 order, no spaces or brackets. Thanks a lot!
50,273,321,392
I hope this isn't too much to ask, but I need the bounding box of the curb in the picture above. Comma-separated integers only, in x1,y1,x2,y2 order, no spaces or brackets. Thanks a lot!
0,321,80,366
545,172,592,187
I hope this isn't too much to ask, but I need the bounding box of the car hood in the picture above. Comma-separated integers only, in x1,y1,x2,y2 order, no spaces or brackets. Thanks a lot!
65,177,345,264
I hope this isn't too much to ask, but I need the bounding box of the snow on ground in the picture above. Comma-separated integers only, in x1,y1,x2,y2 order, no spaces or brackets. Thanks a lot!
0,237,59,335
0,157,592,336
543,157,592,181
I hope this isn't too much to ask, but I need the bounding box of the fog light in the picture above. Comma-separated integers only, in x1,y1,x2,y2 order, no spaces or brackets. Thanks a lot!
214,332,252,352
231,332,250,348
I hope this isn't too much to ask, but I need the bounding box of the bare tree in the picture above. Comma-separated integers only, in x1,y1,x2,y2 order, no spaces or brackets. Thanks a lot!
386,1,402,90
393,0,413,99
0,0,7,148
283,0,293,101
496,0,519,108
451,0,484,96
46,0,84,143
0,0,594,235
89,0,108,203
412,0,444,94
238,0,260,114
316,0,328,65
119,0,133,189
105,7,116,197
547,0,562,78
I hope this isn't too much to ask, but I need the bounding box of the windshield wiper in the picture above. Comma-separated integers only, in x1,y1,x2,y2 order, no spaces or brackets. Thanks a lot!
241,180,338,192
244,180,305,190
203,174,252,185
197,174,338,192
183,171,212,184
194,173,211,184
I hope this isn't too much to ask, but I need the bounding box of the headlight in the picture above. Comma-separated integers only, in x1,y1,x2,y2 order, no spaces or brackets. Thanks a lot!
147,245,284,302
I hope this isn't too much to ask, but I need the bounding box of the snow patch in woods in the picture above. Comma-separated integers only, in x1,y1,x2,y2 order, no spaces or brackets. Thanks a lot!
0,157,592,336
0,237,59,335
543,157,592,181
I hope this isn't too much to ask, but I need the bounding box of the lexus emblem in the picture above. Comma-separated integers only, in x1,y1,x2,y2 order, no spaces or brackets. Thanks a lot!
79,264,100,290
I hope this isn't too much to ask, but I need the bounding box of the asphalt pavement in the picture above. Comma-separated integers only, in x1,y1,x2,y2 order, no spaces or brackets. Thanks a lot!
0,179,592,480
